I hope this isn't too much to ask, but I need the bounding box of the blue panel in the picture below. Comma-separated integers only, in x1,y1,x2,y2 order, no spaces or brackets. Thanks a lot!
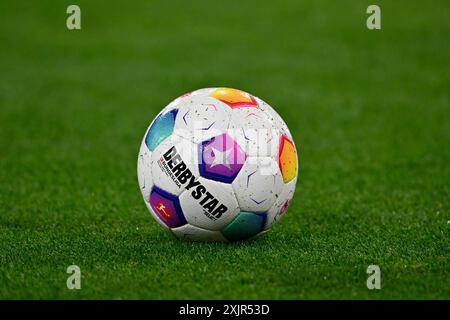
145,109,178,151
221,211,267,242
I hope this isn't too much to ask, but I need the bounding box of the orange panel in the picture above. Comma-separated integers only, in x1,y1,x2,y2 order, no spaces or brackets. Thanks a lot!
210,88,258,108
279,135,297,183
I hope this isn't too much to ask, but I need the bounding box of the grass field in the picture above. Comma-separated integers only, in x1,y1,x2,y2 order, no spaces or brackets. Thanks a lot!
0,0,449,299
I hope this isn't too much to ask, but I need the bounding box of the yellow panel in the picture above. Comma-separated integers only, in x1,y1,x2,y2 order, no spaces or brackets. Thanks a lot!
279,137,297,183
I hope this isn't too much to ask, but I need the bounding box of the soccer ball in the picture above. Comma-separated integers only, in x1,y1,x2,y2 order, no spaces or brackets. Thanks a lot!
137,88,298,242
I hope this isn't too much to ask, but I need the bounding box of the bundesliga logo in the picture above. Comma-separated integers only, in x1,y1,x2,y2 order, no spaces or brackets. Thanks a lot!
155,202,173,220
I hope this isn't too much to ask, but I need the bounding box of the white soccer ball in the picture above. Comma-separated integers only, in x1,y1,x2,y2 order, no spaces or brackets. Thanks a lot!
137,88,298,242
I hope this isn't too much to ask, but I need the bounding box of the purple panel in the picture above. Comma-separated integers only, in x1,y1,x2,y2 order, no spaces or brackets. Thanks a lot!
149,186,186,228
199,133,246,183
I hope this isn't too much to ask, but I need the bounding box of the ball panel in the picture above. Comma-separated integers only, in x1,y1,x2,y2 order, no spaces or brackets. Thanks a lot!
144,198,170,230
227,107,280,158
198,133,246,184
265,178,297,230
137,141,153,201
278,135,298,183
171,224,228,242
210,88,258,109
256,97,293,140
148,186,186,228
179,177,240,231
150,134,199,196
221,211,267,242
232,157,283,212
173,95,232,144
145,109,178,151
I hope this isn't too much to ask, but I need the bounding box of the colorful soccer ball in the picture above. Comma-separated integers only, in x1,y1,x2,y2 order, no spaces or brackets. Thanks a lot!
137,88,298,242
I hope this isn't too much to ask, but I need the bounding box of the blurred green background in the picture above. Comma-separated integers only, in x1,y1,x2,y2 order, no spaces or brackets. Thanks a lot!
0,0,448,299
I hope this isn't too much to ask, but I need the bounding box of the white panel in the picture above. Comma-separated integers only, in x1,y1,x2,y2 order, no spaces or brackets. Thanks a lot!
265,178,297,230
171,224,228,242
137,141,153,201
256,97,293,140
232,157,283,212
150,135,199,196
173,95,232,144
228,107,280,157
180,178,240,231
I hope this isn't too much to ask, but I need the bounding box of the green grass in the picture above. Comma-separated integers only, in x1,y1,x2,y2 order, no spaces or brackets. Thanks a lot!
0,0,449,299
